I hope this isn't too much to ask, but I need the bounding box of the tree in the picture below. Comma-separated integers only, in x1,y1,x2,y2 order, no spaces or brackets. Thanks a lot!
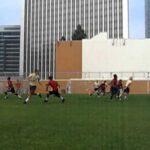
60,36,66,41
72,24,87,40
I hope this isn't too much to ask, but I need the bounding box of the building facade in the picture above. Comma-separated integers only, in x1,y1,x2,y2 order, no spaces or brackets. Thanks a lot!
145,0,150,38
56,34,150,80
0,25,20,76
21,0,129,79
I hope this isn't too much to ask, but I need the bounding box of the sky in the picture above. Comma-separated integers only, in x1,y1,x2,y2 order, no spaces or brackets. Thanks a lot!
0,0,145,39
129,0,145,38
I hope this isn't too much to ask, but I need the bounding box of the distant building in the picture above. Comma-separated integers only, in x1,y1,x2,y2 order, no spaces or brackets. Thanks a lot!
56,33,150,80
21,0,129,79
145,0,150,38
0,25,20,76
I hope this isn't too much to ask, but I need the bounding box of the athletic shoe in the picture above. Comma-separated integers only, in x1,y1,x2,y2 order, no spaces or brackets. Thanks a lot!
4,96,8,99
18,95,22,99
44,97,48,103
124,96,127,100
37,93,42,98
23,101,27,104
62,98,65,103
44,100,48,103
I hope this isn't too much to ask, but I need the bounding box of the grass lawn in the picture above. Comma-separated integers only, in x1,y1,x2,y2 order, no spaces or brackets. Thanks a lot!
0,94,150,150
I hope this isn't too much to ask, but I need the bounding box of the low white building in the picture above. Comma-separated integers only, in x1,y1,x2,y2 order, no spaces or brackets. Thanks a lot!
82,33,150,80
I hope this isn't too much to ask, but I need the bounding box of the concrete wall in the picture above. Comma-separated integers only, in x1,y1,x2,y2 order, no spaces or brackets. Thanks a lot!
82,37,150,79
0,80,148,94
68,80,148,94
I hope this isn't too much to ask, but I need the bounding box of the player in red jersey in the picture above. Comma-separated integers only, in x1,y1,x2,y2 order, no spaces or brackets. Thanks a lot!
117,79,123,100
109,74,118,100
44,76,65,103
99,80,107,96
4,77,22,99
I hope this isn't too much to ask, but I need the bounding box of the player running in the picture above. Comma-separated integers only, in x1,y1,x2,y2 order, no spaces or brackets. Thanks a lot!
88,80,100,96
110,74,118,100
123,76,133,100
117,79,124,100
98,80,107,96
44,76,65,103
4,77,22,99
23,69,42,104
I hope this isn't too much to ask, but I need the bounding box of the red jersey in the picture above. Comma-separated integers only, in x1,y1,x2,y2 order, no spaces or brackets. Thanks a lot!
48,80,59,91
110,79,118,88
100,83,106,90
117,81,123,89
15,82,21,89
7,80,14,89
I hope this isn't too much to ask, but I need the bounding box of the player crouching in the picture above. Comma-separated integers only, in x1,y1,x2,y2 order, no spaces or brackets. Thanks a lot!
88,80,100,96
44,76,65,103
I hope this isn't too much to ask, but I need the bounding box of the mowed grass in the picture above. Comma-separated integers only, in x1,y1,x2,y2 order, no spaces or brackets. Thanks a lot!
0,94,150,150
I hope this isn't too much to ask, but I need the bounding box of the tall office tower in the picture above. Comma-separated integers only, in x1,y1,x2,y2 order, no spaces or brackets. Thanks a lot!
0,25,20,76
145,0,150,38
21,0,129,79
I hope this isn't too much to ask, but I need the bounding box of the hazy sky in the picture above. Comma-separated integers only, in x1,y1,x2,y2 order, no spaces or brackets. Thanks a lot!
0,0,145,38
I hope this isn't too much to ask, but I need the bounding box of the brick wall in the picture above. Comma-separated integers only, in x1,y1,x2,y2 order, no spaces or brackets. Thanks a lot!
1,80,148,95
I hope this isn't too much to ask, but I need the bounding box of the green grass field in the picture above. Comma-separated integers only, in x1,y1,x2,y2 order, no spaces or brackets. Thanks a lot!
0,94,150,150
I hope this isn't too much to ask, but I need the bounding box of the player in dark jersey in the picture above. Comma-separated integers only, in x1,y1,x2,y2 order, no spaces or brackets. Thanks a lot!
110,74,118,100
4,77,22,99
44,76,65,103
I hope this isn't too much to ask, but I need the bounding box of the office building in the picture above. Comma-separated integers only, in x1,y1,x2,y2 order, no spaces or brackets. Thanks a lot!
0,25,20,76
145,0,150,38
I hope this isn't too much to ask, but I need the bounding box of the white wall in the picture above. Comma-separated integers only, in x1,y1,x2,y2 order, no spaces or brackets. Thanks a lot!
82,35,150,79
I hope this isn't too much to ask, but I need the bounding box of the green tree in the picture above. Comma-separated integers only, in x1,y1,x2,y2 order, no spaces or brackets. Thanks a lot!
72,24,87,40
60,36,66,41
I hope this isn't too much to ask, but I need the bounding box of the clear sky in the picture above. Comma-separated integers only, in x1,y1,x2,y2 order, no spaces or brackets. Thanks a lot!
129,0,145,38
0,0,145,39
